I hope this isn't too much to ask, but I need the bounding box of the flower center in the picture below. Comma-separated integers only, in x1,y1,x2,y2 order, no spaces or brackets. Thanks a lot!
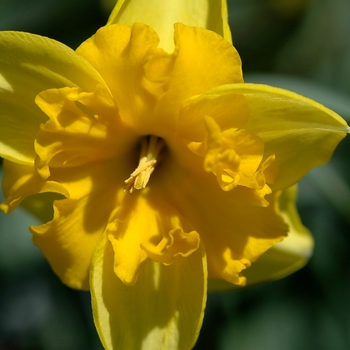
124,136,165,193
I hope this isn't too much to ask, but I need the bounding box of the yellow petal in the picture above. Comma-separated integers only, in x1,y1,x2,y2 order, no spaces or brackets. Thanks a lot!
106,194,150,286
208,185,314,291
155,24,243,122
30,197,106,290
0,160,68,215
188,116,274,202
203,83,349,190
261,185,314,281
76,23,176,136
77,23,242,137
177,92,250,141
0,157,126,212
91,234,207,350
141,224,200,267
3,158,127,290
0,31,106,164
107,192,200,285
107,0,232,52
157,157,288,286
34,86,135,179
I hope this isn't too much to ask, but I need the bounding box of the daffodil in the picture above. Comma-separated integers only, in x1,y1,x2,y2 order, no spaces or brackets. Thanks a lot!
0,0,348,349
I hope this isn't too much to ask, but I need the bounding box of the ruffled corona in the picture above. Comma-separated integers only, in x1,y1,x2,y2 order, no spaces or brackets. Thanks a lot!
188,115,277,206
0,16,348,350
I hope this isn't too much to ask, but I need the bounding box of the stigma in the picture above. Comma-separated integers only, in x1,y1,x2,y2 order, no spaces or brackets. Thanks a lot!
124,136,164,193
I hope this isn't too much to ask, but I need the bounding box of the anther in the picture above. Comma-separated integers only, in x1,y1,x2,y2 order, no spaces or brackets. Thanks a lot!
124,136,164,193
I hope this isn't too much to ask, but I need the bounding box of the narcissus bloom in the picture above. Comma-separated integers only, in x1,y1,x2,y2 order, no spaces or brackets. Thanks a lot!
0,0,349,349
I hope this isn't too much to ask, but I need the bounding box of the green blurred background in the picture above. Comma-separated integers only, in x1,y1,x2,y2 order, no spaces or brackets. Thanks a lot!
1,0,350,349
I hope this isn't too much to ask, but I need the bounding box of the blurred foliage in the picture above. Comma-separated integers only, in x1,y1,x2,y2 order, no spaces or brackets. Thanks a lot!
0,0,350,349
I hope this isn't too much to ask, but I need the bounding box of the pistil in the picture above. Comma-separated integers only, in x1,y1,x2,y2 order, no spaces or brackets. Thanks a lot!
124,136,164,193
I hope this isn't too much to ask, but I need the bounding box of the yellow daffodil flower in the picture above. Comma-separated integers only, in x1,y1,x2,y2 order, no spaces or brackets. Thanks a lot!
0,0,349,349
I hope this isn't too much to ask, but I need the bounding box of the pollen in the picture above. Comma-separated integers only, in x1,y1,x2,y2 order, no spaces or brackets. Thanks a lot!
124,135,165,193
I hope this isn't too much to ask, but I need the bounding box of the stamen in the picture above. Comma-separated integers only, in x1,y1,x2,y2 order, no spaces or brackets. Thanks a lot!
124,136,164,193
